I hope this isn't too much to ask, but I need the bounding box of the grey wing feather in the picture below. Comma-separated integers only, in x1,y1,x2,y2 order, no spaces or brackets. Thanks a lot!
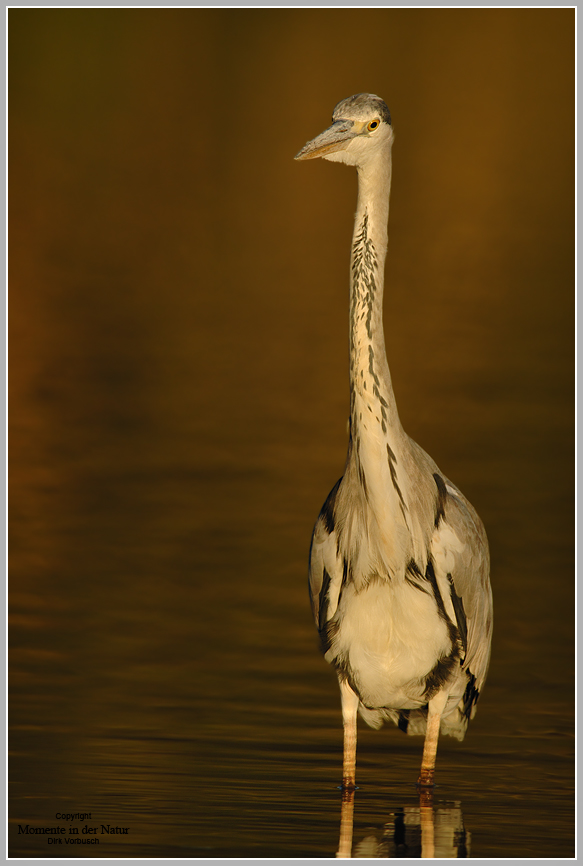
431,479,493,715
308,478,344,642
308,470,493,741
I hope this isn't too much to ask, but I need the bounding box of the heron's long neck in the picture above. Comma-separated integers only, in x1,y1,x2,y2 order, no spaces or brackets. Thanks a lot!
349,147,403,446
344,143,437,578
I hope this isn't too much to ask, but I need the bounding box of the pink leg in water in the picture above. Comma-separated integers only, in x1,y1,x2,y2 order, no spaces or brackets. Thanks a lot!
339,678,359,789
418,691,448,788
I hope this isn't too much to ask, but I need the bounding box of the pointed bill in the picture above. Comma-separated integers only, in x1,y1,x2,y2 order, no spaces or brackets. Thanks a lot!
294,120,356,161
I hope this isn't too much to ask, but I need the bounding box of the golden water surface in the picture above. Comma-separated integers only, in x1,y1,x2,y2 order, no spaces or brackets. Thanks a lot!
9,8,574,858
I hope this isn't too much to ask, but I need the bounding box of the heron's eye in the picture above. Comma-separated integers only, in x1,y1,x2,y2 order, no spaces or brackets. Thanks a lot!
367,119,380,131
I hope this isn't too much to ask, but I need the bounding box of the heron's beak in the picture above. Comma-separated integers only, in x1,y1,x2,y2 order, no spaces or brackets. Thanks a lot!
294,120,356,160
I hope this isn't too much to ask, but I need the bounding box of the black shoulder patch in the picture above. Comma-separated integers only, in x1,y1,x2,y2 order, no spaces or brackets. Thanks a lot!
318,567,332,635
407,559,423,578
342,557,353,586
425,558,464,661
461,672,480,719
319,476,342,535
398,710,410,733
433,473,447,527
448,574,468,653
405,559,430,594
424,558,448,620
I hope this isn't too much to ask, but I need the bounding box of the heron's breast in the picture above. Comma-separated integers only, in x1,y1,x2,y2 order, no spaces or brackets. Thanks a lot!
327,578,453,709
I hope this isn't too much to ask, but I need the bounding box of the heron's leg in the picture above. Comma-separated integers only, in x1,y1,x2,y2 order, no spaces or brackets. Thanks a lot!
336,788,355,858
417,691,448,788
339,678,359,789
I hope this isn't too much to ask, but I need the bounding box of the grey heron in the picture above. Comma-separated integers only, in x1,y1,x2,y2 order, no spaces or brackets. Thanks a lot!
295,94,493,790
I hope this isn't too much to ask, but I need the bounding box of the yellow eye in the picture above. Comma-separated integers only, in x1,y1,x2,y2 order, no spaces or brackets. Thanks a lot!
367,119,380,131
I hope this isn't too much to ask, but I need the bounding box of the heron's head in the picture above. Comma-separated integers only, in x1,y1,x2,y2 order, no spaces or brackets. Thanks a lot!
295,93,393,168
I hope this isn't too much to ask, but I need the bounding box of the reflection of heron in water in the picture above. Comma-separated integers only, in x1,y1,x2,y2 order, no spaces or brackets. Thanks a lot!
296,95,493,790
337,792,470,858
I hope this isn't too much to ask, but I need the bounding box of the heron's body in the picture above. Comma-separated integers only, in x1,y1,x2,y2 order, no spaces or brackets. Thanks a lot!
296,94,493,788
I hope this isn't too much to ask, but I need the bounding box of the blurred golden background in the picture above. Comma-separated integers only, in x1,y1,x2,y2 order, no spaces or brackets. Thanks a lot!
9,8,573,858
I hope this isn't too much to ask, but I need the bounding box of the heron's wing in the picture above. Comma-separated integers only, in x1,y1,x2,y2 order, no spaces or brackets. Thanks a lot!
308,478,345,642
430,479,493,697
